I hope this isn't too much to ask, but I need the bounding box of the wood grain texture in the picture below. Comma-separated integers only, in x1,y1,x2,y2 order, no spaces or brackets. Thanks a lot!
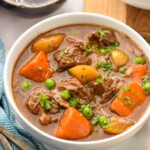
84,0,150,42
126,6,150,42
84,0,126,22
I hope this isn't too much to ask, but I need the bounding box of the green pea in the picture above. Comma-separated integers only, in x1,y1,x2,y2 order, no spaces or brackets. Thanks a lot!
98,116,110,128
143,82,150,93
100,49,107,55
119,67,126,74
21,81,31,89
81,105,93,118
45,79,56,90
61,90,71,100
133,56,145,64
69,98,79,107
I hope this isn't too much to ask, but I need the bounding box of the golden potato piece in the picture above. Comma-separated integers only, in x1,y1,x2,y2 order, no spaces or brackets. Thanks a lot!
111,50,129,67
69,65,100,84
104,117,134,134
32,33,66,53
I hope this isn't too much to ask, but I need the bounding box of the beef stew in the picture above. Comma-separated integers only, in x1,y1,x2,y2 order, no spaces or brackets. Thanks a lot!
12,24,150,141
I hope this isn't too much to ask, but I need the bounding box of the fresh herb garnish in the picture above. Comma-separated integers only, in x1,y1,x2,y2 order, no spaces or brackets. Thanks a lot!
121,87,131,92
121,87,126,92
124,96,130,101
107,71,114,77
124,96,132,105
39,93,52,110
115,95,122,100
91,116,111,129
84,46,91,56
124,99,132,105
60,53,65,59
97,30,106,38
91,116,100,125
111,42,119,48
96,76,105,84
96,61,113,71
69,98,79,107
93,129,100,134
142,77,150,86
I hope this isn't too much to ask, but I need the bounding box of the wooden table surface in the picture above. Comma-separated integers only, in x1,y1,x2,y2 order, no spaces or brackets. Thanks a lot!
84,0,150,42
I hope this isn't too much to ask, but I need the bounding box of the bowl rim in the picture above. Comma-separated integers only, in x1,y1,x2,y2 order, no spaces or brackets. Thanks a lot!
3,0,63,8
122,0,150,10
4,12,150,146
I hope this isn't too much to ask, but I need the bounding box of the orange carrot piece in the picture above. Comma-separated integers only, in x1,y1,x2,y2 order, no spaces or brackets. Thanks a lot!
19,51,54,82
55,107,92,140
132,64,147,82
110,82,146,117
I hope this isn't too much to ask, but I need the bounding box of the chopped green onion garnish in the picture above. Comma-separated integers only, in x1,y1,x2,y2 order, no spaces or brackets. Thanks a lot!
69,98,79,107
39,93,52,110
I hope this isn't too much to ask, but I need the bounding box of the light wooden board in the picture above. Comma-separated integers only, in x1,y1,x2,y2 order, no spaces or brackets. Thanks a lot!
84,0,150,42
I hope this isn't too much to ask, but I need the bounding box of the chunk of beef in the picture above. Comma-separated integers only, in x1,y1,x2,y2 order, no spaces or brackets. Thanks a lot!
50,100,60,114
26,87,62,125
88,29,119,47
58,77,95,103
39,112,52,125
87,77,113,95
50,90,70,108
26,87,61,115
53,42,92,71
87,81,106,95
101,78,124,103
26,87,50,114
87,77,124,103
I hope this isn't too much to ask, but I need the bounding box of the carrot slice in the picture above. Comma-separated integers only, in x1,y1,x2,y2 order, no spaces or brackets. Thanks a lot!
19,51,54,82
132,64,147,82
110,82,146,117
55,107,92,140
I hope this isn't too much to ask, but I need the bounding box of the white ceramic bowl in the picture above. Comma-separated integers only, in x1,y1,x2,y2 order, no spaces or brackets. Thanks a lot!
4,13,150,150
122,0,150,10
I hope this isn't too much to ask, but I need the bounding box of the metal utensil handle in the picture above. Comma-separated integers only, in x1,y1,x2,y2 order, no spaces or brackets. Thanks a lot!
0,126,36,150
0,133,12,150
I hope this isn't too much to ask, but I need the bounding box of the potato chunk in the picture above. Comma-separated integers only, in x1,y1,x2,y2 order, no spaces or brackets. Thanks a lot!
111,50,129,67
69,65,100,84
32,33,66,53
104,117,134,134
